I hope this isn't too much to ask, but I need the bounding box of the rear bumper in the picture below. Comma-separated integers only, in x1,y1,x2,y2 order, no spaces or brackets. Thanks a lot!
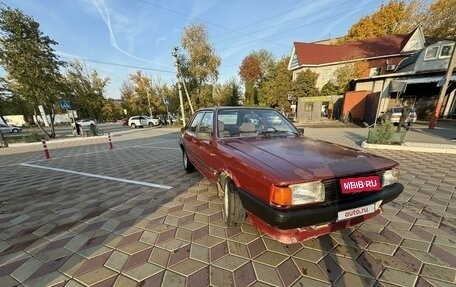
238,182,404,230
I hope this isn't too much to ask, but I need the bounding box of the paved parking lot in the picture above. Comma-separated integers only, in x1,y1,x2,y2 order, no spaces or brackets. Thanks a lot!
0,127,455,287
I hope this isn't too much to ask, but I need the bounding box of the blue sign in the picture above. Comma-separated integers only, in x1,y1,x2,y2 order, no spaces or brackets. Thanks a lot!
60,100,71,110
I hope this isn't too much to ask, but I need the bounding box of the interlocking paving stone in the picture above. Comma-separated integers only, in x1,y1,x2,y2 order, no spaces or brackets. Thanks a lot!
276,258,301,286
378,267,418,286
252,261,283,286
421,263,456,283
1,130,456,286
334,272,376,287
400,239,431,252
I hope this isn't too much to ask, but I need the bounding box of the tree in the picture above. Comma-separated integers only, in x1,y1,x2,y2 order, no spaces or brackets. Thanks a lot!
421,0,456,40
213,78,242,106
239,55,261,105
120,71,166,117
102,99,123,122
334,61,368,93
65,61,109,121
320,81,340,96
340,0,455,42
260,56,292,110
251,49,276,82
0,4,66,138
180,23,221,110
290,69,320,98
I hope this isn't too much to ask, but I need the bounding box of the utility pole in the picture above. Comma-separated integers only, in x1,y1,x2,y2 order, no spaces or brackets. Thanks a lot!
172,47,186,126
146,90,152,117
429,45,456,129
179,71,194,114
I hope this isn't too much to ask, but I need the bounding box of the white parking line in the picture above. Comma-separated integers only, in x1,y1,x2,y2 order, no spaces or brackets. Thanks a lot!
19,163,172,189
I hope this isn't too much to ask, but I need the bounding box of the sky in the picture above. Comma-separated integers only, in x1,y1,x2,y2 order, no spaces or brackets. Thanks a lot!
3,0,387,99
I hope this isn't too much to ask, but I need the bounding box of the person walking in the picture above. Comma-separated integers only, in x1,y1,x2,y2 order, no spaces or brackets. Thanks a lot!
398,106,410,132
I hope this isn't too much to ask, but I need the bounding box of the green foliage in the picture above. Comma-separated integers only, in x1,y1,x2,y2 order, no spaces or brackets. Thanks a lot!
243,80,257,106
181,23,221,83
290,69,320,98
251,49,276,82
22,130,41,143
213,78,241,106
120,71,167,117
320,81,340,96
64,61,109,121
0,4,66,138
180,23,221,111
367,121,395,144
102,99,123,122
260,56,292,110
333,61,367,93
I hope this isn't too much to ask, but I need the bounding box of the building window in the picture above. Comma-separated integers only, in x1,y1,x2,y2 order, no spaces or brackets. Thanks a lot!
304,102,313,111
369,67,381,77
439,44,454,58
424,46,439,60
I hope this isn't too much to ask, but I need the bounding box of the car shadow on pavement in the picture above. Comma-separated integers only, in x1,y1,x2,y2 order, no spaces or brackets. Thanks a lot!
344,131,367,148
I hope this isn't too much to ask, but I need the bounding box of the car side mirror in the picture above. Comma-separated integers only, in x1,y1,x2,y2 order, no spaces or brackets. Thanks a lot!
196,132,212,140
298,127,304,135
180,127,186,134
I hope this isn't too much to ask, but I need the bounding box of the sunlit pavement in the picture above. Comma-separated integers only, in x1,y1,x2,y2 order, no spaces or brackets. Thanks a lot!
0,127,455,287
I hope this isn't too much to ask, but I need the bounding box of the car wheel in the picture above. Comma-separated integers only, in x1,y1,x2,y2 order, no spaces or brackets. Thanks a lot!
131,123,137,128
12,129,19,133
223,179,246,227
183,150,195,172
148,122,154,127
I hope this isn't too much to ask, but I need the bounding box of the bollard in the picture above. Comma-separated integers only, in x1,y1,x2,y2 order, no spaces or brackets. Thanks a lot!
107,132,113,149
41,138,50,159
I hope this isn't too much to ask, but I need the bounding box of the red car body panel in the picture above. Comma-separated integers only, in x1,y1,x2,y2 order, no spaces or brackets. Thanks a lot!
179,107,403,243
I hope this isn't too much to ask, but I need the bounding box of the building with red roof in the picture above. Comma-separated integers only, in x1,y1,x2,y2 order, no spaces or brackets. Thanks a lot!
288,27,426,90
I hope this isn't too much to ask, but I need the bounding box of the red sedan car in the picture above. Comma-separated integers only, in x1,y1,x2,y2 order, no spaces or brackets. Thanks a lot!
179,107,403,244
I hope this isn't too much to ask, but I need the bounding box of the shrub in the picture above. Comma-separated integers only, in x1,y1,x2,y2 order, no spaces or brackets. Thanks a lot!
23,130,42,143
367,121,395,144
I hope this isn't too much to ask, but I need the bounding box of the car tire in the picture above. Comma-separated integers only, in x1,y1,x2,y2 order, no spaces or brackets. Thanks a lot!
148,122,154,127
131,123,137,128
183,150,195,172
12,129,19,133
223,179,246,227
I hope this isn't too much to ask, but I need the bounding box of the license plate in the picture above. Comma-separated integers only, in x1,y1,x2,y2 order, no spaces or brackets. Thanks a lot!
337,204,375,221
340,176,380,194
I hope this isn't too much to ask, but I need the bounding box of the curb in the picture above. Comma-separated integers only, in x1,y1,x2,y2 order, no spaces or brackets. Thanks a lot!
361,140,456,154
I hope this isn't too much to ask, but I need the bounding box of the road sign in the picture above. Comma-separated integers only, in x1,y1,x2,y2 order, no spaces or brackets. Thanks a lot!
163,98,170,105
60,100,71,110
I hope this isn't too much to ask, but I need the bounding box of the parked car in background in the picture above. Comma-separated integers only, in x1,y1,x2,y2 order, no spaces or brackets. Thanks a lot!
128,116,160,128
118,118,128,126
76,119,96,127
144,116,160,126
379,107,417,126
179,107,404,244
0,123,21,133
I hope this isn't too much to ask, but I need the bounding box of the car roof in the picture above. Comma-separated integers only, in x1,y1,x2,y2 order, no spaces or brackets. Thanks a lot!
196,106,276,112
